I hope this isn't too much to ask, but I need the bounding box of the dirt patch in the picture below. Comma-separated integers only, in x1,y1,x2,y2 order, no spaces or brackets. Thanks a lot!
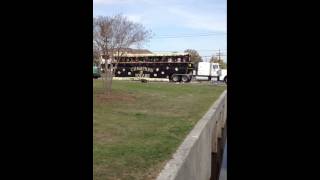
95,91,136,103
143,160,169,180
94,131,116,143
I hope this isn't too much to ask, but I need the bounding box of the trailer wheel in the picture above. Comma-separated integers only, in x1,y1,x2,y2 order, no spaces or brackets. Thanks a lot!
181,75,190,82
224,76,227,83
172,75,181,82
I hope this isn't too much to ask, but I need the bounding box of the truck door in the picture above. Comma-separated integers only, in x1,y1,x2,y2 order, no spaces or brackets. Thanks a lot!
197,62,211,76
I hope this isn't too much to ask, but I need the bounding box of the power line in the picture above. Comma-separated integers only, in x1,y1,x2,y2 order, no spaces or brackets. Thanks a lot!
201,55,227,57
153,33,226,39
151,49,227,53
193,49,227,51
156,33,226,36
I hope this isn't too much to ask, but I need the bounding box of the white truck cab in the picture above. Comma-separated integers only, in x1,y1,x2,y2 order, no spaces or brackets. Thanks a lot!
195,62,227,83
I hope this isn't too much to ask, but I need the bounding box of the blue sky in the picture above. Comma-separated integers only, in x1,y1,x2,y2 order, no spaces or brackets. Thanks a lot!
93,0,226,62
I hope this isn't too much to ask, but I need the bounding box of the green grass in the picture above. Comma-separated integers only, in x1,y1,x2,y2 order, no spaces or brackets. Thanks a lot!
93,80,226,180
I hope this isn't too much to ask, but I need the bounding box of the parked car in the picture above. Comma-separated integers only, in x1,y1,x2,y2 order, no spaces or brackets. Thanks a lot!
93,64,101,79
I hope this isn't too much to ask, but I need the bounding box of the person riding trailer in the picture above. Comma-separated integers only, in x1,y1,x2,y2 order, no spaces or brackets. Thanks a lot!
100,55,106,73
106,56,112,69
100,55,112,72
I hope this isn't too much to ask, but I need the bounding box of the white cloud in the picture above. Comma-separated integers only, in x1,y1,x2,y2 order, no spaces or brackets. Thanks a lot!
93,0,134,5
93,0,227,57
126,14,143,23
167,7,226,32
93,0,158,5
93,0,226,32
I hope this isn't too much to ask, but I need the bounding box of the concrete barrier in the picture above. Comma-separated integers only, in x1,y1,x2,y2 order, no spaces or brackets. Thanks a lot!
156,90,227,180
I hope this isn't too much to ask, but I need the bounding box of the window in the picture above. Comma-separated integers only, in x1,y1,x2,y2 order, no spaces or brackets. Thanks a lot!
213,65,219,69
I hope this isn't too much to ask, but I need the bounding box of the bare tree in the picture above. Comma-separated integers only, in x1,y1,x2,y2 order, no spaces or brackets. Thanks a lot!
93,43,100,65
93,14,152,95
184,49,202,69
209,55,219,63
184,49,202,63
210,56,227,69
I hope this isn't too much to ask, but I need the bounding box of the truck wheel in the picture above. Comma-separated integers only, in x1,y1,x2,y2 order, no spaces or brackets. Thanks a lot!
224,76,227,83
181,75,190,82
172,75,181,82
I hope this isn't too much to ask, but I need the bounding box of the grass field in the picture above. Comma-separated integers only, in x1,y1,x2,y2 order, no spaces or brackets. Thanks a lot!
93,80,226,180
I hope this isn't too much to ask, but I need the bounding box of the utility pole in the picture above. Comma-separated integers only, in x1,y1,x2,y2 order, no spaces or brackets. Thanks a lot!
217,49,222,62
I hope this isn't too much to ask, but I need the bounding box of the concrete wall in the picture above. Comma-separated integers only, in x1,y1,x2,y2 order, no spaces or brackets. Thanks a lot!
156,90,227,180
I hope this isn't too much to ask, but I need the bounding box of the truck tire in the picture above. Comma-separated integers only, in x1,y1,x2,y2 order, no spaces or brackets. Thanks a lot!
172,75,181,82
224,76,227,83
181,75,190,82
